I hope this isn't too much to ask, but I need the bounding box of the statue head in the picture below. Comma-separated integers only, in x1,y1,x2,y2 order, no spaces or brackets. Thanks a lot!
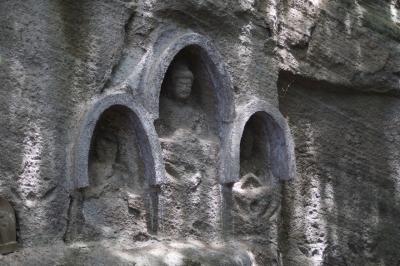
169,60,194,100
94,130,118,163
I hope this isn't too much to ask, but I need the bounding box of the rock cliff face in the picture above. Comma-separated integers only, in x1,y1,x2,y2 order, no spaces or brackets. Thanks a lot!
0,0,399,265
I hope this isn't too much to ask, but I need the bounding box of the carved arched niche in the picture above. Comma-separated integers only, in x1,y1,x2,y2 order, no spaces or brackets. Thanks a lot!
139,30,235,184
230,100,296,183
0,197,17,255
156,47,219,139
227,100,296,238
66,93,164,241
143,31,235,239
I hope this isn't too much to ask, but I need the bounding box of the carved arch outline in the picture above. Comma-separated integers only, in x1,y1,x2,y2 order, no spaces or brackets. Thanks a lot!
228,99,296,183
138,29,236,183
68,92,165,190
139,30,235,123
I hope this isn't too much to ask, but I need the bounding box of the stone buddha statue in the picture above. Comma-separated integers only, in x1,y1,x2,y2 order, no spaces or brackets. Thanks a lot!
68,127,144,242
156,58,221,238
157,59,210,139
0,198,17,254
89,131,119,185
87,129,132,197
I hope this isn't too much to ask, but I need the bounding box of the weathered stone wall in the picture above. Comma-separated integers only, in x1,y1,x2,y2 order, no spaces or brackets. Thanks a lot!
278,72,400,265
0,0,399,265
0,0,283,264
277,0,400,93
276,0,400,264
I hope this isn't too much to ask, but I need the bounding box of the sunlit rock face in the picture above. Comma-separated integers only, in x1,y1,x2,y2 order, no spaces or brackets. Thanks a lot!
276,0,400,93
278,72,400,265
1,0,399,265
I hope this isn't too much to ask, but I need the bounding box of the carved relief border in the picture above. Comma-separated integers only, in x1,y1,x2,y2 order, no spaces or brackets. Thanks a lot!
228,99,297,183
67,92,165,190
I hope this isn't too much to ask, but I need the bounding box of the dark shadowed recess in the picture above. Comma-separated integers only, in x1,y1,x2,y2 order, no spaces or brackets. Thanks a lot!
240,113,271,184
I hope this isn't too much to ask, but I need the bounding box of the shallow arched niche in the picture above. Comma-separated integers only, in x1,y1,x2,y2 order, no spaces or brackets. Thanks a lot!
138,30,235,183
230,100,296,183
68,92,165,190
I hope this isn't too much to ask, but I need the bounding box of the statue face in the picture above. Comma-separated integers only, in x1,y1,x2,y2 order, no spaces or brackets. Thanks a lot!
170,62,194,100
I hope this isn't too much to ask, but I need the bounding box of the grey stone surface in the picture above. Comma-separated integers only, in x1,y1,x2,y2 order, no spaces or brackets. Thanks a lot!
1,0,399,265
278,73,400,265
276,0,400,93
154,52,224,240
0,198,17,255
0,239,256,266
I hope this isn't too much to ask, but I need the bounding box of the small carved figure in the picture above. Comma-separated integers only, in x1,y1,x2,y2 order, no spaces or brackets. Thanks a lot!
67,126,145,242
87,130,131,196
157,59,211,138
0,198,17,254
157,59,217,180
169,60,194,101
90,131,118,183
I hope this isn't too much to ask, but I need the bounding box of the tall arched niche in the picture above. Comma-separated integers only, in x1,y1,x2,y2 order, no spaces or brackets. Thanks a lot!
140,30,235,239
138,29,235,184
225,99,296,256
67,93,165,239
69,93,165,189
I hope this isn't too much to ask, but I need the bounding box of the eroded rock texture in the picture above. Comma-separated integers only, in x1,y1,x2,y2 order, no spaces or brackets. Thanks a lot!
278,72,400,265
0,0,399,265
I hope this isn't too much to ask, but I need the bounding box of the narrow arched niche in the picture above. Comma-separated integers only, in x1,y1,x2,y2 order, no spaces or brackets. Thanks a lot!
87,105,145,194
239,112,273,185
66,104,159,242
229,100,296,184
232,111,281,238
154,46,223,239
225,99,296,245
138,31,235,186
